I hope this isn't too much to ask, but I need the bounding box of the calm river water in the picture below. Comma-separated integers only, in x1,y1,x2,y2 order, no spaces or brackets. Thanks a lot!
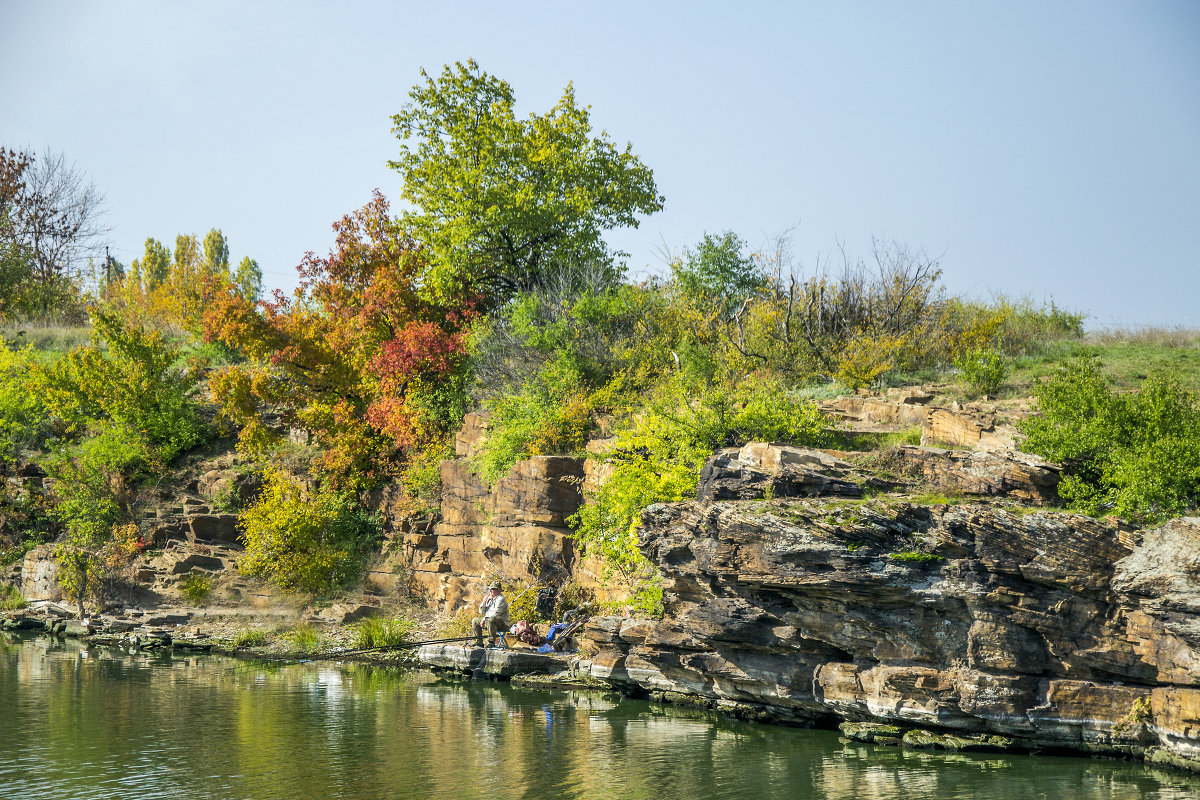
3,634,1199,800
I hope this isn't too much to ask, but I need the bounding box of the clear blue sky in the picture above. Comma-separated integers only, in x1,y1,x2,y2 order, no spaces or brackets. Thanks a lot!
3,0,1197,327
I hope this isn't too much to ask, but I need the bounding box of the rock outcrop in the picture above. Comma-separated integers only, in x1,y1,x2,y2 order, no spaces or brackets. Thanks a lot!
821,391,1024,451
372,411,630,613
584,488,1200,769
20,544,62,601
698,444,862,502
880,445,1061,504
387,453,587,613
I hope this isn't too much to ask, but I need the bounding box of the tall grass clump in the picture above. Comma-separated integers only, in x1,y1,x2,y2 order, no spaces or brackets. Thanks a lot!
232,628,269,648
436,606,475,639
1086,326,1200,349
352,616,418,649
1,324,94,354
281,625,325,654
0,584,26,610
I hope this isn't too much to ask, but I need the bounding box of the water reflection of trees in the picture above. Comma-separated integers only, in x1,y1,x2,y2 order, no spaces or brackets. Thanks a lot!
3,635,1199,800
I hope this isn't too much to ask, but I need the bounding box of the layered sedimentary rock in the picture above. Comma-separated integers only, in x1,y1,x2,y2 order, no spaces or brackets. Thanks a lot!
821,391,1023,451
19,475,250,604
821,390,933,431
374,411,630,613
391,452,587,613
698,444,862,502
586,474,1200,768
883,445,1061,504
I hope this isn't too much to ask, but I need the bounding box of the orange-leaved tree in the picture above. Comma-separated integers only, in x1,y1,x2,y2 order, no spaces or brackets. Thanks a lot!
203,191,476,491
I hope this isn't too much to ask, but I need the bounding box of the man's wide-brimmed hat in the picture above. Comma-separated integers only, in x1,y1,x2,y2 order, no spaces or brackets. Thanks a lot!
488,581,502,591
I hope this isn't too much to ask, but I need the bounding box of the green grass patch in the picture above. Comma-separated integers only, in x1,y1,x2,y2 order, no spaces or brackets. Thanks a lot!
890,551,944,563
0,583,26,610
817,498,873,511
1006,330,1200,395
280,625,325,654
903,492,964,506
792,381,852,402
351,616,418,649
829,427,923,452
231,628,269,648
1005,504,1051,517
1,324,93,354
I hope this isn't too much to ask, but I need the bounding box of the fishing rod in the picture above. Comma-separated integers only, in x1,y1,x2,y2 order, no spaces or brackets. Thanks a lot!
232,583,553,665
235,634,480,664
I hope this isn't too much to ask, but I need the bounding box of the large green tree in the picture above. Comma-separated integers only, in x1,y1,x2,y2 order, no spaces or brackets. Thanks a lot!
133,237,171,290
203,228,230,279
389,60,663,303
671,231,764,316
233,255,262,301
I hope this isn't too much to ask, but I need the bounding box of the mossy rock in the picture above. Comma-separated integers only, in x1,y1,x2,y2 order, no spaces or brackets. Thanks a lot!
511,671,609,691
840,721,907,744
1146,746,1200,774
655,690,715,709
901,728,1015,752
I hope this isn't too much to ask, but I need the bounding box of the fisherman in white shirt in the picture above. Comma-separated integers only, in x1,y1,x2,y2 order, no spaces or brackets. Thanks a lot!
472,582,510,648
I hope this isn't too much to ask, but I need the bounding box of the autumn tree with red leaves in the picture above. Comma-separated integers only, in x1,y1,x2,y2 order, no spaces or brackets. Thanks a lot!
203,191,475,491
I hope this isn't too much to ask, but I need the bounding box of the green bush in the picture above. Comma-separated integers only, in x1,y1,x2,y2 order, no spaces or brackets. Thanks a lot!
473,356,593,482
32,309,204,463
470,272,639,394
178,573,212,605
550,580,594,622
955,347,1008,397
1019,357,1200,521
983,297,1084,353
0,480,54,565
572,375,831,587
49,423,144,528
211,485,239,513
239,469,382,595
351,616,417,649
469,276,657,484
398,439,450,512
0,343,48,459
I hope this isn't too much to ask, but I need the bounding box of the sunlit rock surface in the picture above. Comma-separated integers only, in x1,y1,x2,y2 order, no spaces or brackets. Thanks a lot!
585,475,1200,768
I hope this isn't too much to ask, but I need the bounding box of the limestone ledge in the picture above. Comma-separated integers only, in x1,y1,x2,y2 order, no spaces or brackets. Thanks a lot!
417,643,571,677
579,502,1200,770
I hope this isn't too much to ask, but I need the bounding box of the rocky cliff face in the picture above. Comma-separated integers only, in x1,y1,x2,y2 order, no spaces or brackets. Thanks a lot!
16,456,274,608
372,412,610,614
586,448,1200,770
820,388,1028,450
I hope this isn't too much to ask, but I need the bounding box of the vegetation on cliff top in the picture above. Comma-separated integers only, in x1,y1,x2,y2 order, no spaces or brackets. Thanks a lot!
1020,357,1200,522
2,61,1195,614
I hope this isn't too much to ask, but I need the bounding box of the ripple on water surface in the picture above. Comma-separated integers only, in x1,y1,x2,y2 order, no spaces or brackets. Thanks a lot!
3,635,1199,800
